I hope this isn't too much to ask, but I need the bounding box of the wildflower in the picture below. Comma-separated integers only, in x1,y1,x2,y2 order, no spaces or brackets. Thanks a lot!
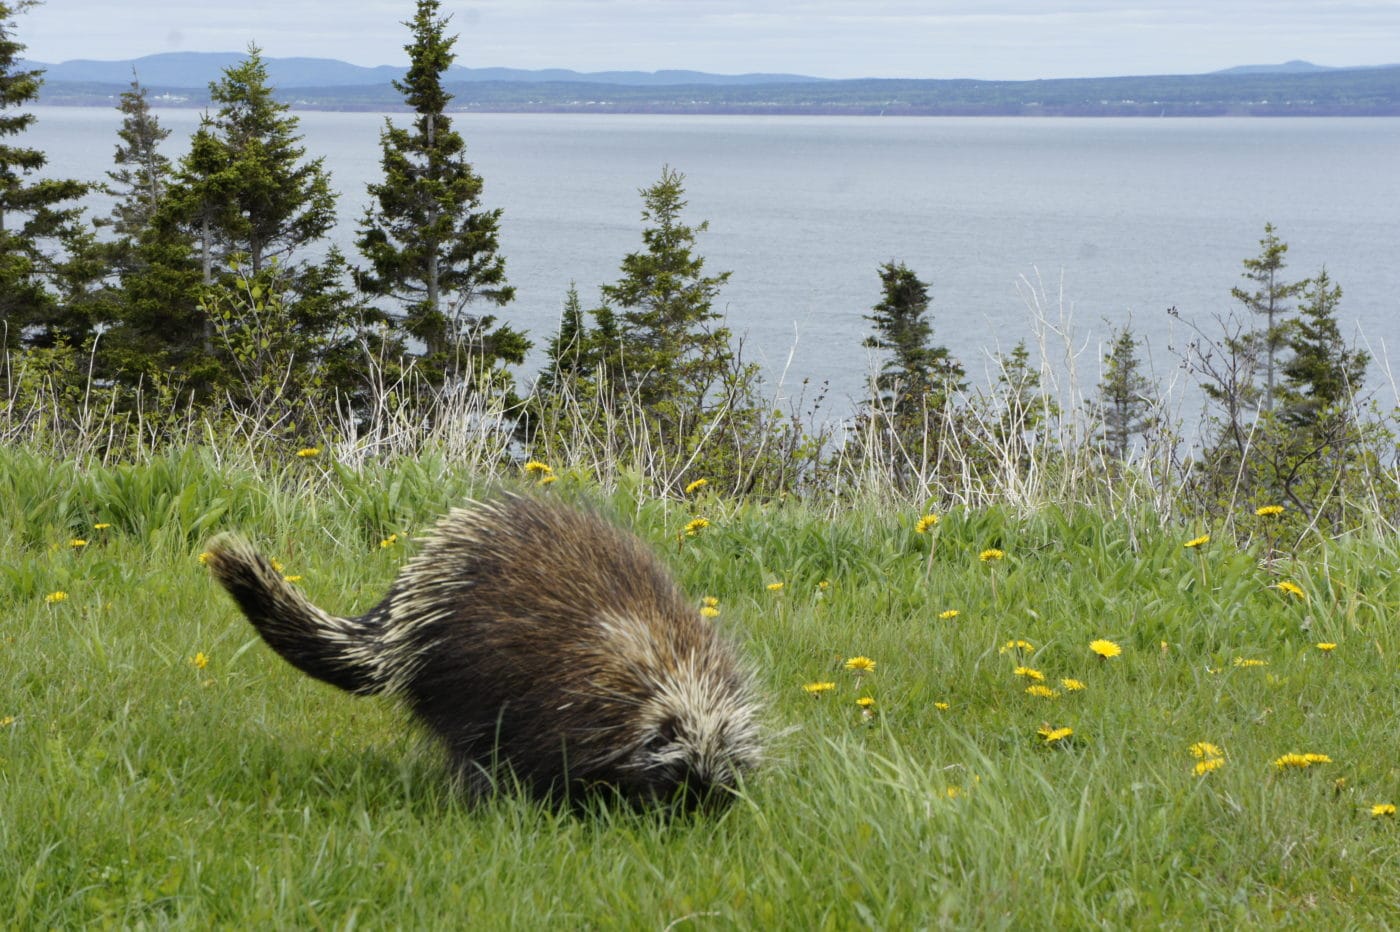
817,580,830,591
191,652,209,670
1255,505,1285,517
1233,657,1268,668
0,715,14,727
283,575,303,583
296,447,321,458
999,639,1034,655
1274,580,1306,600
538,475,558,486
1371,803,1397,817
93,523,111,530
1195,758,1226,776
844,656,876,673
380,534,399,549
684,478,709,495
1273,752,1331,769
1025,685,1058,698
1089,639,1122,659
522,460,552,475
70,538,88,549
978,548,1005,562
1334,778,1348,793
683,518,710,537
802,682,836,696
702,596,719,608
915,514,940,534
855,697,876,709
45,591,69,604
270,559,284,573
1189,742,1224,760
1061,678,1086,692
938,609,960,620
198,551,211,565
945,785,962,799
700,607,720,618
1013,666,1045,682
1038,726,1073,744
766,581,784,592
1184,534,1210,549
933,702,950,711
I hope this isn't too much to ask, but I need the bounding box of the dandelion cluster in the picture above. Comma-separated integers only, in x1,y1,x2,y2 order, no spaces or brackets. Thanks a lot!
999,639,1034,655
45,591,69,604
1190,742,1226,776
1195,758,1226,776
1372,804,1397,817
380,533,399,549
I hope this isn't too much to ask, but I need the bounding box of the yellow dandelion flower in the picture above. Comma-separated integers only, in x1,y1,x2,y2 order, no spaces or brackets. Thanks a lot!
1184,534,1210,549
538,475,558,486
283,575,303,583
945,785,962,799
0,715,14,727
702,596,719,608
1025,685,1058,699
915,514,940,534
938,609,960,620
1334,778,1348,792
1274,580,1306,600
855,696,876,708
198,551,211,565
933,702,950,711
802,682,836,695
1038,726,1074,744
93,522,111,530
817,580,830,591
1255,505,1285,517
1316,642,1337,652
1371,803,1397,817
1190,742,1224,760
69,538,88,549
1274,752,1331,769
296,447,321,458
684,478,709,495
191,652,209,670
380,534,399,549
45,591,69,604
522,460,552,475
844,656,876,673
978,548,1005,562
766,581,784,592
684,518,710,536
700,607,720,618
1089,639,1122,659
1195,758,1226,776
999,639,1034,654
1233,657,1268,668
1061,678,1086,692
1013,666,1045,681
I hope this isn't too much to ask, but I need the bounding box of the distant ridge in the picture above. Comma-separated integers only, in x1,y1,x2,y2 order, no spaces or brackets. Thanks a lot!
1212,60,1335,75
18,52,827,89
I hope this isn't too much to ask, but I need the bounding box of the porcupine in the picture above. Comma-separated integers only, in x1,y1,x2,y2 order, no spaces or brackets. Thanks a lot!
205,493,761,809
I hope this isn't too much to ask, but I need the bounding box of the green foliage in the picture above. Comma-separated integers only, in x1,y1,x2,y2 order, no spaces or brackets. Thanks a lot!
356,0,523,397
1230,222,1309,413
1279,268,1368,425
1091,323,1156,461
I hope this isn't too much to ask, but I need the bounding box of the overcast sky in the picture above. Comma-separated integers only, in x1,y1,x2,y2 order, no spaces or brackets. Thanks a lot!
14,1,1400,80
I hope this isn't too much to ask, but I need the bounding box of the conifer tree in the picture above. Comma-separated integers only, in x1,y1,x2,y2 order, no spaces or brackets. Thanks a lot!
1091,323,1155,461
1232,222,1308,412
103,77,172,239
862,261,965,420
0,0,91,351
596,165,733,413
1280,268,1367,424
357,0,523,392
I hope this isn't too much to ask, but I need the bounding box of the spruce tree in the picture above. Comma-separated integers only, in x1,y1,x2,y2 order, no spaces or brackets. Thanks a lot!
1231,222,1308,412
862,261,965,419
356,0,523,392
103,77,172,239
1280,268,1367,424
597,165,733,413
0,0,91,351
1092,323,1155,461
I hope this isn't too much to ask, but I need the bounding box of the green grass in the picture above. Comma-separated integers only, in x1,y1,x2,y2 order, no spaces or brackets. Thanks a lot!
3,448,1398,928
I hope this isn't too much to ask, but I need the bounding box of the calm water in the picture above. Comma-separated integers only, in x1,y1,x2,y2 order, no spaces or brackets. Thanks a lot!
28,107,1400,412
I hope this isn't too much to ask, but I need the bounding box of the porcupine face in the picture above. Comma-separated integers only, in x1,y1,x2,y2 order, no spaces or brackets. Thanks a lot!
621,660,762,810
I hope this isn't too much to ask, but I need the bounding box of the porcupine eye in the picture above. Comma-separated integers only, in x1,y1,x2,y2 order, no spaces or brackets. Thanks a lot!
647,717,680,752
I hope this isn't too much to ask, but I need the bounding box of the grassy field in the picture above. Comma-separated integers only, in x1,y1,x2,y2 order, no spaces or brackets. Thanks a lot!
3,447,1398,928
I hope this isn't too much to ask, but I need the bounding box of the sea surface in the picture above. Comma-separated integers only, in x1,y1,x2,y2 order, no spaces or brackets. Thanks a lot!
26,108,1400,417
